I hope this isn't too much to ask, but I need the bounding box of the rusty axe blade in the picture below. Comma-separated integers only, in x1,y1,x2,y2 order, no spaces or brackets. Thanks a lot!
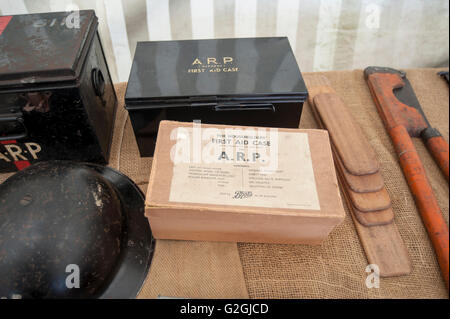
364,66,449,181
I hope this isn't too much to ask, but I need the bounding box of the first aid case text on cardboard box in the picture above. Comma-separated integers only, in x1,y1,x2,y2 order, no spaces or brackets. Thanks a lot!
145,121,345,245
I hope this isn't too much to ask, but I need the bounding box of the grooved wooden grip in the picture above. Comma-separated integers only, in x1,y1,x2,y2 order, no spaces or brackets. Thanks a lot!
425,136,449,182
390,125,449,289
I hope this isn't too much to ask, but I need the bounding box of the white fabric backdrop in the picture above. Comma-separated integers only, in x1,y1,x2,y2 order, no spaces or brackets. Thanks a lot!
0,0,448,83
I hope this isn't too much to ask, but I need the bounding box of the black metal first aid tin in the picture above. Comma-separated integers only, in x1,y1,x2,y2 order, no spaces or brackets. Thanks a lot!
125,37,308,157
0,11,117,173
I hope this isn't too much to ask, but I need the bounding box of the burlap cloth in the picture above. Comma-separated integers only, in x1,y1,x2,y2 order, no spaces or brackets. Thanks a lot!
0,69,447,298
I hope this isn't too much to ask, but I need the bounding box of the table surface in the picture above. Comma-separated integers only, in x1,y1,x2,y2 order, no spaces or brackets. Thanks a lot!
0,68,448,299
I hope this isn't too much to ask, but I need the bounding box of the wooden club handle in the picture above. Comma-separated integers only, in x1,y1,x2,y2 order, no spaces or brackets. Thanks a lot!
390,125,449,290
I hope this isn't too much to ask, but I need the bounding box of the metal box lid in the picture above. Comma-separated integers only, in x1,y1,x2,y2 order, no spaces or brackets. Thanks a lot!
125,37,308,109
0,10,97,91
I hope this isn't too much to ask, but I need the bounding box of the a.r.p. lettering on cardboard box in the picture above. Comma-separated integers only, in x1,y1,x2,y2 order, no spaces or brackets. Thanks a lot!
145,121,345,245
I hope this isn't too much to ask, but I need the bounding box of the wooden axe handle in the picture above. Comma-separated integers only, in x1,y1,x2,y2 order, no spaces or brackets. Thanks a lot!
390,125,449,290
422,127,449,182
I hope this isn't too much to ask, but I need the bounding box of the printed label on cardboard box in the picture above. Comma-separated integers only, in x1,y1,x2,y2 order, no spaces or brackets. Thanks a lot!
168,126,320,210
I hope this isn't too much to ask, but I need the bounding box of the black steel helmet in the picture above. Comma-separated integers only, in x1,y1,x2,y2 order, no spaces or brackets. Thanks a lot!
0,161,154,299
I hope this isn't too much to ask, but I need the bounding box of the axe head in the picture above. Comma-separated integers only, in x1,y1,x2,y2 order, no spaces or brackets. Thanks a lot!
364,66,429,137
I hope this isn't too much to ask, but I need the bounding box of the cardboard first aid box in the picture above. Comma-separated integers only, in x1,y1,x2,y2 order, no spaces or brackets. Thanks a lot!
145,121,345,244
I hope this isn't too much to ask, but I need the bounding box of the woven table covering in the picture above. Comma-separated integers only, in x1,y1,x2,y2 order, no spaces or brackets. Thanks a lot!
0,68,448,299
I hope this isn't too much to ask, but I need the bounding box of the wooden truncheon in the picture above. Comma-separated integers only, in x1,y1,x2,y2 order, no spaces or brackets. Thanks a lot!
311,95,393,224
305,75,411,277
334,152,385,193
313,93,380,176
337,168,394,227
